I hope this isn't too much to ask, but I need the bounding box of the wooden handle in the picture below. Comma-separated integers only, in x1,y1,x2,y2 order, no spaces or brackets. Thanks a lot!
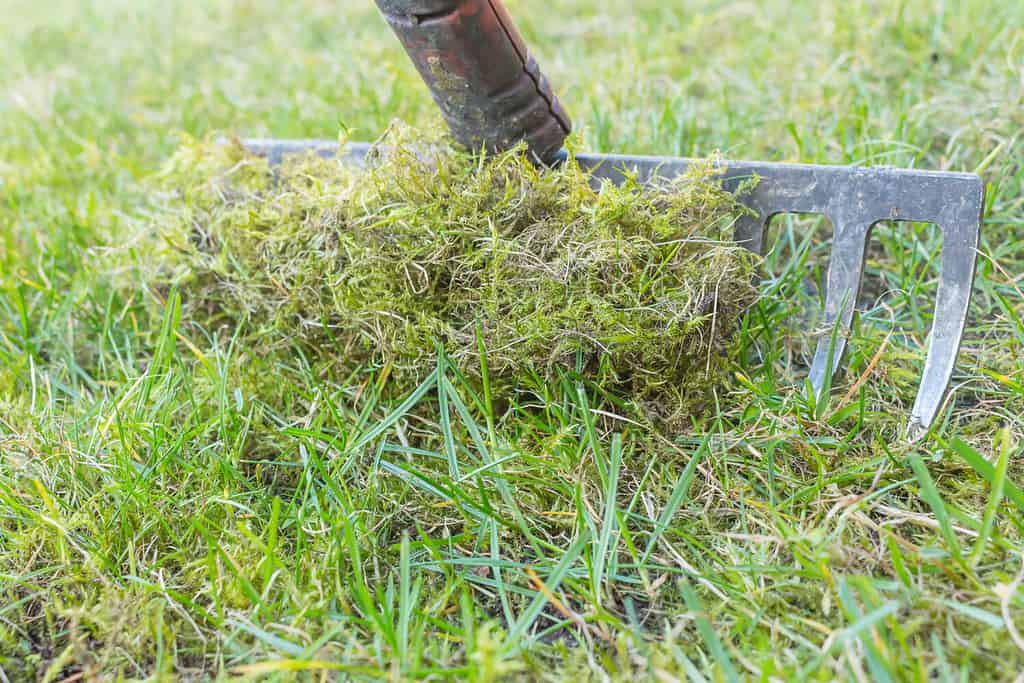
375,0,571,164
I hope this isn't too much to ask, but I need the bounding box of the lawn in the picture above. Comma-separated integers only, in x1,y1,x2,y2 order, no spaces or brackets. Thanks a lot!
1,0,1023,680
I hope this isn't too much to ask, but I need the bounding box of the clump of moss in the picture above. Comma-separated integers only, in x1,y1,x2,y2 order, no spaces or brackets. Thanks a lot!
156,124,758,423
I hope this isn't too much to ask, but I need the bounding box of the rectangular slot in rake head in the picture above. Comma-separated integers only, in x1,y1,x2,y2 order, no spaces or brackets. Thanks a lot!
241,138,984,439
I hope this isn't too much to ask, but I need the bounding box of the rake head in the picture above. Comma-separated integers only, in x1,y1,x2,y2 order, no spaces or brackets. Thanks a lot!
243,0,984,438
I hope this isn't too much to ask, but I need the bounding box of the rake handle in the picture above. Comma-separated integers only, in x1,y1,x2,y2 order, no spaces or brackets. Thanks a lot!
374,0,571,164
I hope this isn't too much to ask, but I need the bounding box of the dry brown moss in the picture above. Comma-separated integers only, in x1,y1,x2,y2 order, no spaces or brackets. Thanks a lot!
155,124,759,423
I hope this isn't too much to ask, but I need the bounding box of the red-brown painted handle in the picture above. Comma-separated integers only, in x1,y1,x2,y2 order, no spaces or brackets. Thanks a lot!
375,0,571,164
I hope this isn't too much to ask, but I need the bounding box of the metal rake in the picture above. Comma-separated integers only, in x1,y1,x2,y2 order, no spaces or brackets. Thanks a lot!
242,0,984,438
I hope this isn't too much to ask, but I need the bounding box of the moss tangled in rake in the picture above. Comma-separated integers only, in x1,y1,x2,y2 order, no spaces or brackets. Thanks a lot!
156,125,759,423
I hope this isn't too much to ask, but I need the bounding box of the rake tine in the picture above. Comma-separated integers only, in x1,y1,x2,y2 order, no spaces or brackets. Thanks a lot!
733,212,770,256
807,216,873,402
907,197,983,439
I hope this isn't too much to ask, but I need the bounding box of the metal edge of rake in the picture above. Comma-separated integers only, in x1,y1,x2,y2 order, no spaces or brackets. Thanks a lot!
240,137,984,439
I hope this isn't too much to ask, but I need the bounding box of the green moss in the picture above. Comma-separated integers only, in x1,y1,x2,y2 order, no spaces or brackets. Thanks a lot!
155,124,758,423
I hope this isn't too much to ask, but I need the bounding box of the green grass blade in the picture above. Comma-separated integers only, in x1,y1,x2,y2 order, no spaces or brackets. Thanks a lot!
436,347,460,480
949,436,1024,513
593,432,623,606
503,531,590,654
640,436,708,566
907,453,962,562
969,428,1013,564
679,580,739,683
341,367,438,473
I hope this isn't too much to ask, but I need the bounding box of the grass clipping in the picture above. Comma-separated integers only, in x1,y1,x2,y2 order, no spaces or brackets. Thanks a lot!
158,125,759,423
